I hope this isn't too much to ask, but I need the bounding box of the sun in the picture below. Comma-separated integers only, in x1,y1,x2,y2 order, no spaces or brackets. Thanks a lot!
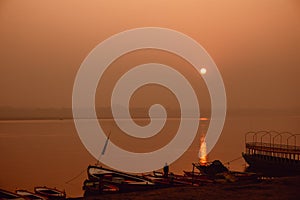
200,68,207,75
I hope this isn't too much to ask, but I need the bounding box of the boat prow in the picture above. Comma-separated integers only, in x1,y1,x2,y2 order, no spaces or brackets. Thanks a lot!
0,189,26,200
87,165,153,184
15,189,47,200
34,186,66,199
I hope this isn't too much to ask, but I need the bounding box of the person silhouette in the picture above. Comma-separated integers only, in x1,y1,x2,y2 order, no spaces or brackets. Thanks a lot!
163,163,169,178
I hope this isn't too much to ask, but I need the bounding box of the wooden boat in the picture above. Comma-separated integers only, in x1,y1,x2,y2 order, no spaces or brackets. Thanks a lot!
183,171,214,184
83,179,119,194
0,189,26,200
103,179,158,193
193,160,229,177
243,131,300,176
34,187,65,199
15,189,47,200
243,153,300,175
143,174,184,186
87,165,152,184
86,166,157,193
144,171,201,186
191,161,257,182
230,171,258,181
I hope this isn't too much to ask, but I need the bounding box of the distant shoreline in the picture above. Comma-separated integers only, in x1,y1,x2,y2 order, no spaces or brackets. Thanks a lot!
0,117,210,121
0,107,299,121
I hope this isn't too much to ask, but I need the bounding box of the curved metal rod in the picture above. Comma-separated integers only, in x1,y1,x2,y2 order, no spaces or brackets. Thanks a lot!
268,130,280,138
287,135,295,147
293,134,300,146
253,130,268,144
261,132,272,148
280,131,294,137
269,130,280,142
245,130,299,146
287,133,300,147
279,132,294,146
273,132,283,147
245,131,256,143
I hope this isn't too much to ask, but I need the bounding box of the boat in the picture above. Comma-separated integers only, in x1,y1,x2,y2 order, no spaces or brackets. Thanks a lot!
83,179,119,195
146,171,213,186
34,187,65,199
243,153,300,175
229,171,258,181
85,165,157,193
87,165,152,183
242,131,300,176
143,172,190,186
0,189,26,200
191,161,257,182
15,190,47,200
183,171,214,184
193,160,229,178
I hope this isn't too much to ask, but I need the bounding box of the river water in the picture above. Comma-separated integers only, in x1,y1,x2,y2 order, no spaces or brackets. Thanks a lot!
0,115,299,197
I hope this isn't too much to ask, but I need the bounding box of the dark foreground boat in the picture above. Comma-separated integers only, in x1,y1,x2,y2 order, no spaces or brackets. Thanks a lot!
34,187,65,199
192,161,257,182
183,171,215,184
15,190,46,200
87,165,152,184
193,160,229,178
144,173,186,186
242,131,300,176
143,171,209,186
243,153,300,175
83,179,119,194
0,189,26,200
84,165,157,194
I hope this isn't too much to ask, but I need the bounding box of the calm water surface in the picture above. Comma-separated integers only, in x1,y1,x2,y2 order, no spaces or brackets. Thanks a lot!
0,115,299,197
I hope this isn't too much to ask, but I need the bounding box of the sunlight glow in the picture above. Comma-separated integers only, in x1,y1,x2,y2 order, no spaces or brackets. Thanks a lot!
199,135,207,165
200,68,207,75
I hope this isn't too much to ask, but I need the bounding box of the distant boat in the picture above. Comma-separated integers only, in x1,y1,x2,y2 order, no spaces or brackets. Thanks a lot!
15,189,46,200
34,187,65,199
0,189,26,200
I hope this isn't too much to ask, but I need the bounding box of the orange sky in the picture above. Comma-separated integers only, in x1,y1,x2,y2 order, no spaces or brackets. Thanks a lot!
0,0,299,111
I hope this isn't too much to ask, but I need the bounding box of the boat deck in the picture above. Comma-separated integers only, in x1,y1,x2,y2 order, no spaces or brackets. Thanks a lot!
244,131,300,161
245,142,300,160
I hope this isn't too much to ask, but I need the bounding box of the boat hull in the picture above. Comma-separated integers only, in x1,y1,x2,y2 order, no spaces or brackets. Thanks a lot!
242,153,300,176
0,189,26,200
84,166,158,194
34,187,66,199
83,179,119,194
15,189,47,200
87,165,151,183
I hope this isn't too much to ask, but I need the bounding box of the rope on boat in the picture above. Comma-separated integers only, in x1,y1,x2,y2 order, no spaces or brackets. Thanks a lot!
224,156,243,165
65,168,86,184
66,132,112,184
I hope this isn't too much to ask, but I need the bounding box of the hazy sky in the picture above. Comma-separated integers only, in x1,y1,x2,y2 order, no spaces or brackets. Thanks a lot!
0,0,299,111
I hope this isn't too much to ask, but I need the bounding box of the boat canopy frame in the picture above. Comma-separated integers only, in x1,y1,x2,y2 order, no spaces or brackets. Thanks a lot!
244,131,300,161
